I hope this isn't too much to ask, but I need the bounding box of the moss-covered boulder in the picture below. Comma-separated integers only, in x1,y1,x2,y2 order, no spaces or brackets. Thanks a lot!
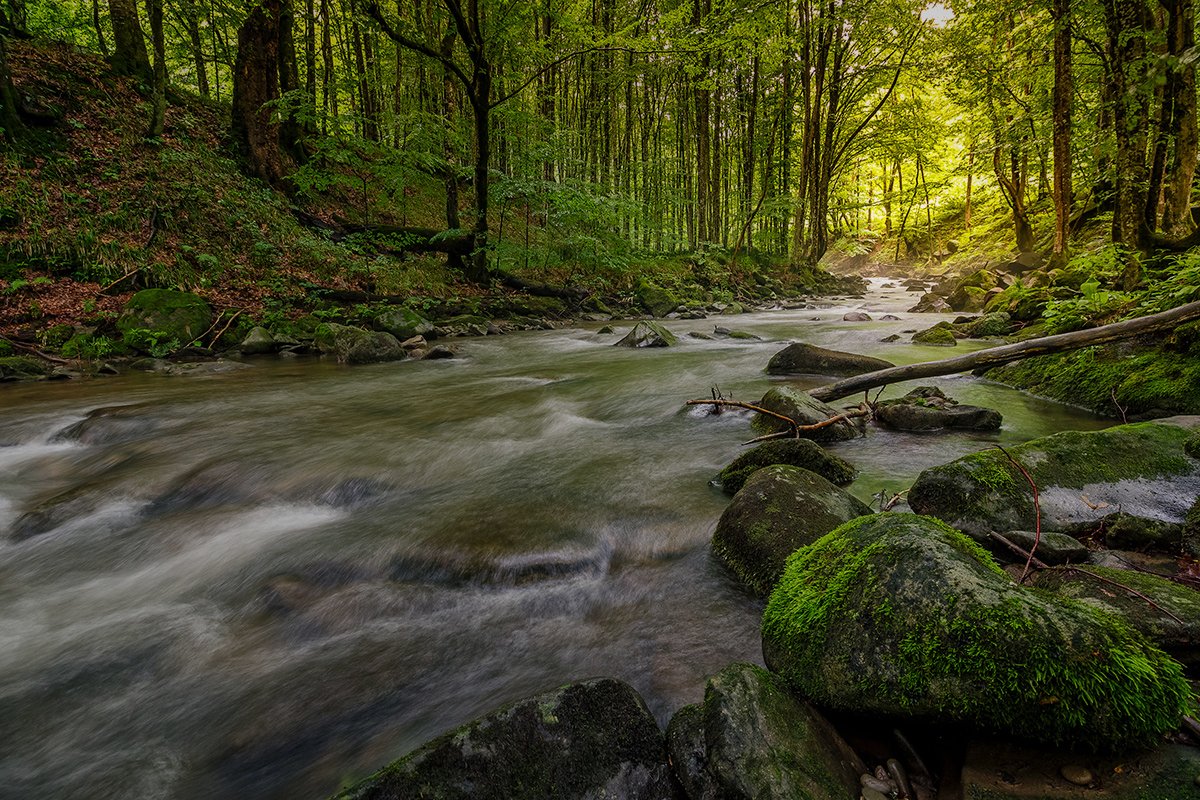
0,355,51,381
714,438,857,495
752,387,865,443
239,326,277,355
983,283,1051,321
947,285,989,313
637,280,679,317
875,386,1002,432
712,465,872,597
1031,565,1200,666
908,421,1200,539
116,289,212,346
332,677,673,800
762,513,1191,750
912,322,958,346
666,663,863,800
314,323,406,364
765,342,893,377
964,311,1012,338
374,307,434,340
614,321,677,348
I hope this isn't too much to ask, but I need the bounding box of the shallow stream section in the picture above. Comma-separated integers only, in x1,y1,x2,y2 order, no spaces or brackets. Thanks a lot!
0,279,1109,799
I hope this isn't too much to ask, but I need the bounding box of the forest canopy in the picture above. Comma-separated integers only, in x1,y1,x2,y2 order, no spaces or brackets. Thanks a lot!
1,0,1197,288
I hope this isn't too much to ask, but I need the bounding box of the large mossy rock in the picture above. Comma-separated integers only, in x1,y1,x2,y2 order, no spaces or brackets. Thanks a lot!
314,323,406,364
1031,565,1200,666
761,513,1191,751
117,289,212,344
765,342,893,377
666,663,862,800
239,326,277,355
0,355,51,381
912,322,958,346
333,678,673,800
715,438,857,495
712,465,872,597
908,421,1200,538
637,280,679,317
752,387,864,443
374,307,435,340
615,321,677,348
875,386,1002,432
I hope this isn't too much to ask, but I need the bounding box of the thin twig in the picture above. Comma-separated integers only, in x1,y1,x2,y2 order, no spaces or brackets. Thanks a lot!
987,532,1186,625
739,407,871,445
97,269,138,295
204,309,243,349
1111,388,1128,424
0,334,69,364
685,398,798,428
996,446,1040,583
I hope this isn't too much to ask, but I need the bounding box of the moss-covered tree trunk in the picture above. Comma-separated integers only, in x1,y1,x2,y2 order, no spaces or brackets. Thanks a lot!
145,0,164,139
1051,0,1072,264
0,31,22,143
108,0,151,83
1161,0,1198,237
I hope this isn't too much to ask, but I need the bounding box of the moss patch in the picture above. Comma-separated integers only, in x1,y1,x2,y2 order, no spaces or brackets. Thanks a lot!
761,513,1191,751
715,438,857,494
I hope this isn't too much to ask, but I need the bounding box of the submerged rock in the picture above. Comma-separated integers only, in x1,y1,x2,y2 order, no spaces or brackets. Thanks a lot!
752,387,865,443
712,465,871,597
765,342,893,377
842,311,872,321
714,438,857,495
666,663,863,800
614,321,677,348
875,386,1002,432
762,513,1191,750
908,421,1200,539
332,677,673,800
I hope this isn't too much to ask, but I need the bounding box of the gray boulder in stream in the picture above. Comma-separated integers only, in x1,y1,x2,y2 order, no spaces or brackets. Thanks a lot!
314,323,406,364
752,387,865,443
332,677,673,800
712,465,871,597
765,342,893,377
761,513,1192,750
874,386,1002,432
614,321,677,348
715,438,857,494
908,420,1200,539
666,663,863,800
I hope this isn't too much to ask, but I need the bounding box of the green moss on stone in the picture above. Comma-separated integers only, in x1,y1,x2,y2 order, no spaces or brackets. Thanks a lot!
913,322,958,346
761,513,1191,751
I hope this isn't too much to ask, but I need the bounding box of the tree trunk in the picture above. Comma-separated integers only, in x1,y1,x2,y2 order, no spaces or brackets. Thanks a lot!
1162,0,1198,236
231,0,290,184
145,0,164,138
1104,0,1152,269
0,31,22,142
808,299,1200,403
108,0,151,82
92,0,109,56
1051,0,1072,264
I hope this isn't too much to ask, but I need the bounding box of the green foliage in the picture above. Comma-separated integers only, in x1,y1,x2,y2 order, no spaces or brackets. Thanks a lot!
121,327,182,358
1041,279,1137,334
61,333,123,359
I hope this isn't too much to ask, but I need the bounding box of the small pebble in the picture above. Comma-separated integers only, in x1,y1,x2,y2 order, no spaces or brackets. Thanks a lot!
1060,765,1093,786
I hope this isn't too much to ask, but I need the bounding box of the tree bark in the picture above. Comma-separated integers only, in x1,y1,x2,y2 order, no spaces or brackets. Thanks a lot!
808,299,1200,403
0,30,22,142
1161,0,1197,236
231,0,291,184
145,0,164,138
108,0,151,82
1051,0,1072,264
1103,0,1152,269
92,0,109,56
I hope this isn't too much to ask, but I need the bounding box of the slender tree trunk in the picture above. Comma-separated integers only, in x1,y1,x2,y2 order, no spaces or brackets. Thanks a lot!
92,0,109,56
965,147,974,230
1104,0,1152,269
0,31,23,142
183,2,208,98
145,0,165,138
1051,0,1072,263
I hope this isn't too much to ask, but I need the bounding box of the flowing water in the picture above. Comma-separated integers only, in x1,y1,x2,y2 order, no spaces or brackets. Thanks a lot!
0,279,1110,799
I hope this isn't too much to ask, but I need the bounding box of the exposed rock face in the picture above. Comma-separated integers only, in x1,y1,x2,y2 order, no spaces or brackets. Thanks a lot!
762,513,1191,751
874,386,1002,432
753,387,865,443
332,678,674,800
666,663,863,800
766,342,893,377
117,289,212,349
314,323,406,364
614,321,678,348
908,421,1200,539
712,465,871,597
714,438,857,495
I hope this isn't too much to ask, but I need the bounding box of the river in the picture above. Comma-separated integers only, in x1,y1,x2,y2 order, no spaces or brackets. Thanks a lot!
0,279,1110,799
